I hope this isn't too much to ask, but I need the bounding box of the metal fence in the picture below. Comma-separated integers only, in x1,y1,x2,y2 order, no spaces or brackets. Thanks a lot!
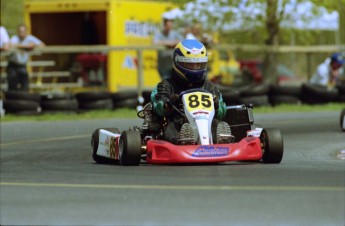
1,44,344,95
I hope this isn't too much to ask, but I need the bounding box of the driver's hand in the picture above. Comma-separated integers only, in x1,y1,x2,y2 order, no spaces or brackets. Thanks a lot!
164,102,172,110
213,96,219,109
170,94,179,104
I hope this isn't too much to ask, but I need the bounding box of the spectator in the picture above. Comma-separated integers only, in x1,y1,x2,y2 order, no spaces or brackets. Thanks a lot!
6,24,45,91
185,23,201,40
0,26,10,51
184,22,214,48
153,13,183,80
310,52,345,88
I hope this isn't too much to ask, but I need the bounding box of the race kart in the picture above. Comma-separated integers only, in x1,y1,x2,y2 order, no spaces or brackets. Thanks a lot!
91,89,284,165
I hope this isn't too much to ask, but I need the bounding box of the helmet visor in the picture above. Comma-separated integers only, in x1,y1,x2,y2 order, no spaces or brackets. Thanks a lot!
175,55,208,70
178,62,207,70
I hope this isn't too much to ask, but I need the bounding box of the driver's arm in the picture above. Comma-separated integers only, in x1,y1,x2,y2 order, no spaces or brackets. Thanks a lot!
151,80,173,117
208,85,227,120
214,90,227,120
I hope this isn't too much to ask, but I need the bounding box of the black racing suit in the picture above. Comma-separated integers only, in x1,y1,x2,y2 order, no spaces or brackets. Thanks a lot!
151,71,227,144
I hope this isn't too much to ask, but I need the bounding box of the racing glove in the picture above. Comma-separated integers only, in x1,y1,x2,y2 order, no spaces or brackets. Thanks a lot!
213,96,219,110
169,94,179,104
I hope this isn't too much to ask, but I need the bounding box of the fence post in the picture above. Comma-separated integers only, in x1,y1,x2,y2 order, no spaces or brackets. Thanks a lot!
306,52,312,80
136,49,144,111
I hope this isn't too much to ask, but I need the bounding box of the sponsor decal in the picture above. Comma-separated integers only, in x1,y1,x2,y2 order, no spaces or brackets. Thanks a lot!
192,146,229,157
109,137,120,159
194,115,208,120
191,48,201,54
123,56,136,69
245,137,256,142
125,21,156,37
100,137,110,147
246,128,262,137
192,110,209,115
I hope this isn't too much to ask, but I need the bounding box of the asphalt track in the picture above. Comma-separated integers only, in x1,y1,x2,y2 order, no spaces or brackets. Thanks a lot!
1,110,344,226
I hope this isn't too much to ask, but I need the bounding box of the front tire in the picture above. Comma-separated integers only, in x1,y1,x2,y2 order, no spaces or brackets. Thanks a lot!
119,130,142,166
260,128,284,164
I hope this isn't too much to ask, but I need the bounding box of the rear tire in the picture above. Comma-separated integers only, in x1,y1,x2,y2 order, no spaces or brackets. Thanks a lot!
91,128,120,164
260,128,284,163
119,130,142,166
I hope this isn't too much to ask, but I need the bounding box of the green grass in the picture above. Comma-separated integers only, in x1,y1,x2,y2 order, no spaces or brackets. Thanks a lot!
0,108,138,123
1,103,344,123
253,103,344,114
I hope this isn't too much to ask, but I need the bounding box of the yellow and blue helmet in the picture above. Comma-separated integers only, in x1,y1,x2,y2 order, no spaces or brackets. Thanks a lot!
173,39,208,83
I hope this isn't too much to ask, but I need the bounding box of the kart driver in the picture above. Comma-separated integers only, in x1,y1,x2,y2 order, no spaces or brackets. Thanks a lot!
151,39,229,144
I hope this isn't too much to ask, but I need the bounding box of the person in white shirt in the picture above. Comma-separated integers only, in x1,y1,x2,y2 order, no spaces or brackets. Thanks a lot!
310,52,345,88
0,26,10,51
6,24,45,91
153,14,183,80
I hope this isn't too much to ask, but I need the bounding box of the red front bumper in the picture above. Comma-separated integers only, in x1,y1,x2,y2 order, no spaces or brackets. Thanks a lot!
146,137,263,164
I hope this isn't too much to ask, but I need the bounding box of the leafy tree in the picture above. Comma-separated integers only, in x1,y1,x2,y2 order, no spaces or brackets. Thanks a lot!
1,0,24,35
170,0,342,84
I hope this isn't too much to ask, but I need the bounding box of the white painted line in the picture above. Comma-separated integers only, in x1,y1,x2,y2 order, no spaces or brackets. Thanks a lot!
1,182,344,192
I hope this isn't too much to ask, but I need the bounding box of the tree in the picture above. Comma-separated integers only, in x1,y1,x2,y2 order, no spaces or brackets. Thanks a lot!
172,0,341,84
262,0,289,84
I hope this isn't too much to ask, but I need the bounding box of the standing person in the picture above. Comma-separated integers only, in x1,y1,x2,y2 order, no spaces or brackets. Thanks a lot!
0,26,10,51
185,23,202,40
153,14,183,80
151,39,229,144
309,52,345,88
6,24,45,91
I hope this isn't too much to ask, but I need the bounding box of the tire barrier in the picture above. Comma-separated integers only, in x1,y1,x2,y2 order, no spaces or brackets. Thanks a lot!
268,85,301,106
76,91,113,111
111,90,140,109
40,92,78,113
221,89,240,106
301,83,339,104
2,83,344,115
3,91,41,115
238,84,271,107
336,85,345,102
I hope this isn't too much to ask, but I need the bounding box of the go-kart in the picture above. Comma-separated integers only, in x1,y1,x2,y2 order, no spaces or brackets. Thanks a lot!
91,89,284,165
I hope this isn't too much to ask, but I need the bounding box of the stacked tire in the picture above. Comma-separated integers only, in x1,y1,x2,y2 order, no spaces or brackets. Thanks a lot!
336,84,345,103
111,90,139,109
238,83,271,107
301,83,338,104
76,91,113,111
3,91,41,115
268,85,301,106
218,84,240,106
40,92,78,113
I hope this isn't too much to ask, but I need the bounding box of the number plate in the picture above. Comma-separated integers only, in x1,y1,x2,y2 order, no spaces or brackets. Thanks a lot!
183,92,214,112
